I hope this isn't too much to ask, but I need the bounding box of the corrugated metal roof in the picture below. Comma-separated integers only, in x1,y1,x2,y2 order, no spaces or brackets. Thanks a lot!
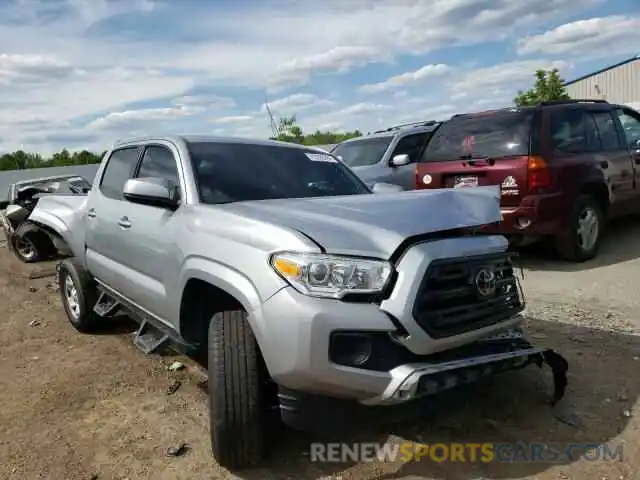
564,54,640,86
0,164,100,202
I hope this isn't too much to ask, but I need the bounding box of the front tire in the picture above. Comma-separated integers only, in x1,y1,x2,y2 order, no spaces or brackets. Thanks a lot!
11,222,51,263
57,258,100,333
555,195,604,262
208,310,265,469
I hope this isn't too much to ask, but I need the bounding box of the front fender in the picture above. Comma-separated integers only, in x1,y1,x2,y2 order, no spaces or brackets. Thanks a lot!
178,256,280,348
29,196,88,259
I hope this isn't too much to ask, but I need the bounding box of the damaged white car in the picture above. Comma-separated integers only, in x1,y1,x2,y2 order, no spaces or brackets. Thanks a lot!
0,175,91,262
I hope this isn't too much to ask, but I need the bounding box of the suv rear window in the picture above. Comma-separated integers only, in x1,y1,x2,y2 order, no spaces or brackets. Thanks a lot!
331,136,393,167
421,110,534,162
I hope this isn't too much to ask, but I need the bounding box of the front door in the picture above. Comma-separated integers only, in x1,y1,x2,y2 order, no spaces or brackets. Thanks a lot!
115,143,185,325
614,107,640,195
589,109,636,214
388,131,433,189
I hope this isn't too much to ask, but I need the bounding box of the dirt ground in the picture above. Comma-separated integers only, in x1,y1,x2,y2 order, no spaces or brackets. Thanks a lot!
1,241,640,480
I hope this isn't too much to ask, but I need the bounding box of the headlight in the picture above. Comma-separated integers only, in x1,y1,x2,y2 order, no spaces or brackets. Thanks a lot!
270,252,393,299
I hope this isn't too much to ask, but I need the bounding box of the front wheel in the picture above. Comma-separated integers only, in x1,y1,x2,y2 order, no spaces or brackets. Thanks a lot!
11,222,51,263
555,195,604,262
208,310,266,469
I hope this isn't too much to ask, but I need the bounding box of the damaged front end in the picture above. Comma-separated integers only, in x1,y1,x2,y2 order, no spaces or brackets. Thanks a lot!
0,175,92,262
362,327,568,407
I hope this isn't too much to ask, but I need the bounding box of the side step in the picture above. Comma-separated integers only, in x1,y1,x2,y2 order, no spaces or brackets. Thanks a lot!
93,292,120,317
134,320,170,355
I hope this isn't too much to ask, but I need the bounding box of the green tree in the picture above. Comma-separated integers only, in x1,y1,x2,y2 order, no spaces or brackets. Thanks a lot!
0,148,103,171
514,68,571,107
272,114,362,145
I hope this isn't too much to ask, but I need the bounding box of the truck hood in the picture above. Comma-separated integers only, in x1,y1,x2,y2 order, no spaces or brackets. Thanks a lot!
218,185,501,258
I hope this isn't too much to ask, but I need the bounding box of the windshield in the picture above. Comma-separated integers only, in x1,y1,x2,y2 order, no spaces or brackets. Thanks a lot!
421,110,534,162
331,136,393,167
187,142,371,204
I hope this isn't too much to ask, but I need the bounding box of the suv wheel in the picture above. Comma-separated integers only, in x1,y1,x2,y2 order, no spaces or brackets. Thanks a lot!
555,195,604,262
208,310,265,469
57,258,101,333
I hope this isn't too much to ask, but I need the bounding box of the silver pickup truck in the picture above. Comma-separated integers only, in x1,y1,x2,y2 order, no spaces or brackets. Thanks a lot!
29,135,568,469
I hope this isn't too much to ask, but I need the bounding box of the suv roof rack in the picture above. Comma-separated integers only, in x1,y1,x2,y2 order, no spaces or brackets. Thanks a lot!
373,120,439,134
540,99,609,106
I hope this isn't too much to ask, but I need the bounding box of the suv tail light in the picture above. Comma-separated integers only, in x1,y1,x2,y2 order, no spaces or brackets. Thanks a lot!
527,155,551,192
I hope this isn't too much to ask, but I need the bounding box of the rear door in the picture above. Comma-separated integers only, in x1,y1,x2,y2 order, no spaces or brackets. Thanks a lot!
417,110,534,206
85,146,142,293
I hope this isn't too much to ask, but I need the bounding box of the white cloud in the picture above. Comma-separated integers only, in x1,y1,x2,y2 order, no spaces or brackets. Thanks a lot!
262,93,336,115
210,115,255,125
270,46,385,89
0,0,616,153
171,94,236,110
0,53,75,85
450,59,571,94
0,66,193,128
86,105,193,131
359,63,451,93
518,15,640,58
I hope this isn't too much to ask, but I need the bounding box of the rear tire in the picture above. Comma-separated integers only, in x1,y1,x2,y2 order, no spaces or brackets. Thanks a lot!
208,310,265,469
11,222,51,263
555,195,604,262
58,258,101,333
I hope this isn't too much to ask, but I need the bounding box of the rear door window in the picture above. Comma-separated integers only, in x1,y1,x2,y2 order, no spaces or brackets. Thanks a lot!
421,110,533,162
99,147,140,200
549,109,588,153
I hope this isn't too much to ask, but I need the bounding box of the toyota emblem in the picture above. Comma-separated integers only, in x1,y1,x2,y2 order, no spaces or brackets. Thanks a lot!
475,268,497,297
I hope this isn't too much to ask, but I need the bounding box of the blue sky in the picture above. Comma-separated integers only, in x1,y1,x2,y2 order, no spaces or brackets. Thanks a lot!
0,0,638,154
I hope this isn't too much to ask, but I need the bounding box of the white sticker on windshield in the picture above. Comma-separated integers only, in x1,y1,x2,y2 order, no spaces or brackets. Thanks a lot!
305,152,337,163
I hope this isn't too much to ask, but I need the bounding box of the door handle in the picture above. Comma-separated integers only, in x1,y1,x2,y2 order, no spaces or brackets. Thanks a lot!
87,208,96,218
118,216,131,229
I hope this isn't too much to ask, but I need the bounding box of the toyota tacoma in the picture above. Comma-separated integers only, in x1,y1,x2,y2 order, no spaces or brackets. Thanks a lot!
28,136,568,469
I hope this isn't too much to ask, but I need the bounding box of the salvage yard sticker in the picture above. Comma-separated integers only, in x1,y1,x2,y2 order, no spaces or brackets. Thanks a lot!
305,152,337,163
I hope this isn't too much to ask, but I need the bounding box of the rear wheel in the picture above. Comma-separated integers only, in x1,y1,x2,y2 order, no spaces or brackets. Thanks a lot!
57,258,101,333
208,310,266,469
555,195,604,262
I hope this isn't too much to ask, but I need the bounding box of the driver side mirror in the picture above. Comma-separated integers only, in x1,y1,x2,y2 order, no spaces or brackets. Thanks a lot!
123,177,180,210
390,153,410,167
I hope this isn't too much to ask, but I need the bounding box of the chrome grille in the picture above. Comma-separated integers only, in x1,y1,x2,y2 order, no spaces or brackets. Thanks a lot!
412,253,524,338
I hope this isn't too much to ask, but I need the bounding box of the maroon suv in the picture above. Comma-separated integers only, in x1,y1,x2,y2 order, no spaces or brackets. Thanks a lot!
415,100,640,261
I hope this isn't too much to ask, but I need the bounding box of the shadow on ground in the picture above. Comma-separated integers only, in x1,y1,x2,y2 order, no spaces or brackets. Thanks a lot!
231,319,640,479
516,216,640,272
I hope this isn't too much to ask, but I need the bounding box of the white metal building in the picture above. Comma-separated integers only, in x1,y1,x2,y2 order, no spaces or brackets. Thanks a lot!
565,55,640,111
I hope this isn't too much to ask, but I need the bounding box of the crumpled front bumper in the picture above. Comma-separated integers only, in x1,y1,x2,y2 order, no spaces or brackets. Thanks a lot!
360,328,568,407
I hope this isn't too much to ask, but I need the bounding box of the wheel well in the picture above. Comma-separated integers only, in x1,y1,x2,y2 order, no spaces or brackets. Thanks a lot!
580,182,609,214
179,278,245,347
30,223,69,255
